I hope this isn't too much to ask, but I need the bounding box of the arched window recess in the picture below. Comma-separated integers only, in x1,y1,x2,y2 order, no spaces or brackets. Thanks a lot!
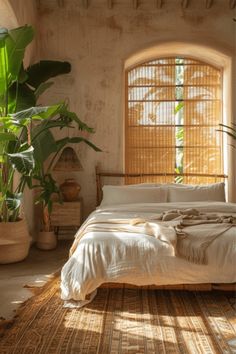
125,55,228,185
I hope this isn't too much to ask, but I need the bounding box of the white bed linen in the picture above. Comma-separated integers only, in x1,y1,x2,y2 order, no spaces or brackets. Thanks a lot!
61,202,236,304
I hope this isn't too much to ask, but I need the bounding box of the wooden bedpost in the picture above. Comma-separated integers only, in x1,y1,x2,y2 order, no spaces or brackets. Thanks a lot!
95,165,102,206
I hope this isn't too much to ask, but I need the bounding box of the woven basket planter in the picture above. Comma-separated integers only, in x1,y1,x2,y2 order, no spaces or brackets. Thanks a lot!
0,219,31,264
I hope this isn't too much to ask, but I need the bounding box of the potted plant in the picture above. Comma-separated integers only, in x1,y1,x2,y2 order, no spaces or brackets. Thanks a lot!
0,25,100,261
33,173,60,250
31,124,100,250
26,62,101,249
0,25,55,263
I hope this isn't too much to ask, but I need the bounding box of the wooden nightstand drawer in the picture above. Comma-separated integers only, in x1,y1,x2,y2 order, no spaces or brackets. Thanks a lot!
50,200,82,227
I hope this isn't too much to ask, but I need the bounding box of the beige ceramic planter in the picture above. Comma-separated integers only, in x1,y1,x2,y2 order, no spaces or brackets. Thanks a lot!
0,219,31,264
36,231,57,250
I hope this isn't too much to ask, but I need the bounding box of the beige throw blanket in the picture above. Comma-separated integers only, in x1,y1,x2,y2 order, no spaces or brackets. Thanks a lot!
160,209,236,264
70,208,236,265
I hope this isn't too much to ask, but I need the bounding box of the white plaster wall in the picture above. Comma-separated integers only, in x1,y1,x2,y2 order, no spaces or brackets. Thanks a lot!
9,0,39,64
0,0,18,28
35,0,236,217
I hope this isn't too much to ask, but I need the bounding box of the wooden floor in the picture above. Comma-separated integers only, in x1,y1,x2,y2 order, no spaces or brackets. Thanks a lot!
101,282,236,291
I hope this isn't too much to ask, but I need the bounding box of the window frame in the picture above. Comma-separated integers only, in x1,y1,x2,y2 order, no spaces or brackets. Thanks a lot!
123,43,233,199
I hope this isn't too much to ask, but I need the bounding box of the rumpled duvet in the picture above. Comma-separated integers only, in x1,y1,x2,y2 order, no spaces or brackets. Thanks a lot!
61,202,236,307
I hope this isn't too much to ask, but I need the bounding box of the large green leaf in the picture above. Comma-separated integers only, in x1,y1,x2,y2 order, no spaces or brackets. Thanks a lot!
0,28,8,42
0,132,17,164
18,64,28,84
0,29,8,101
0,116,22,133
26,61,71,89
36,104,63,120
35,174,60,209
32,120,72,143
34,81,54,100
6,25,34,83
32,127,57,163
5,191,22,211
0,132,16,141
56,136,101,152
10,104,62,121
8,82,36,113
2,139,19,155
59,106,94,133
7,145,35,175
0,26,33,112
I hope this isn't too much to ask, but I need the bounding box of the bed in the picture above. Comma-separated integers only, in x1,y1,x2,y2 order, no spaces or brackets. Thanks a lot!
60,168,236,307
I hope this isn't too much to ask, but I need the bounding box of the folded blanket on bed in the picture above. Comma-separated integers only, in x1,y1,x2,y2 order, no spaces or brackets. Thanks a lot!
70,208,236,265
159,208,236,264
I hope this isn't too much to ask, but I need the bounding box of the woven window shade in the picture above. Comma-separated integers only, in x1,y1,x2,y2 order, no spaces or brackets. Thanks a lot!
125,57,224,184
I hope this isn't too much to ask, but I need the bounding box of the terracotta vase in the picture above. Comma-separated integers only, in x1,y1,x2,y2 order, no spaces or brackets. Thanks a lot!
36,231,57,250
0,219,31,264
60,178,81,201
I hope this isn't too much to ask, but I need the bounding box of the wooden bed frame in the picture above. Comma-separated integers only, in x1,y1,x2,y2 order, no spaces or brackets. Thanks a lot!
95,166,235,292
95,166,228,206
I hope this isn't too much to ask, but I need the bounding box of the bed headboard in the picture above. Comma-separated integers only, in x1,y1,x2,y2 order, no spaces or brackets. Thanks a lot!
95,166,228,206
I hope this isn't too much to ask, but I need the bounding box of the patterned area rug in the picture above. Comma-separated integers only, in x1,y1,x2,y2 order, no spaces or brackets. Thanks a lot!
0,277,236,354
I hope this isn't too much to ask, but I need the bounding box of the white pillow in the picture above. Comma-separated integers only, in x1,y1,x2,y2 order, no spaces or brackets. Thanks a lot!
100,185,167,207
127,183,161,188
168,182,225,202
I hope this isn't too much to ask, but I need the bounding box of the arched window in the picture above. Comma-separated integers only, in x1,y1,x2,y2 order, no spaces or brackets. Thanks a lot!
125,57,225,184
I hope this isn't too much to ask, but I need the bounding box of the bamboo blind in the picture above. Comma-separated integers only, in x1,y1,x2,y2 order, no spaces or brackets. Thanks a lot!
125,57,224,184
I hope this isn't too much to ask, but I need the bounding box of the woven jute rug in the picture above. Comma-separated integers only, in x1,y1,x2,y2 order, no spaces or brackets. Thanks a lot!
0,276,236,354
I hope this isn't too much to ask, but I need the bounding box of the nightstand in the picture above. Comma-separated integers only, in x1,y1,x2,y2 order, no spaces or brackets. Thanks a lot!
50,199,82,235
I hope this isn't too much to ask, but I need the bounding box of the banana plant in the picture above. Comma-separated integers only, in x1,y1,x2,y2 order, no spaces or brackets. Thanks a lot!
0,103,62,221
0,25,100,224
29,108,100,232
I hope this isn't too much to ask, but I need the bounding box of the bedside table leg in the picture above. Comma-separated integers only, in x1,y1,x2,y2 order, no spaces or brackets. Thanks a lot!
54,226,60,236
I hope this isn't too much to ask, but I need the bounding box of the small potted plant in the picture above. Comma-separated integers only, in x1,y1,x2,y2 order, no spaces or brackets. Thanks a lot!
29,100,101,250
34,173,61,250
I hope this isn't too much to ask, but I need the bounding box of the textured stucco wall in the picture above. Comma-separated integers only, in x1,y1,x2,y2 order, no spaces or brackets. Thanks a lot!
3,0,235,224
0,0,18,28
9,0,39,64
0,0,38,62
9,0,37,24
36,0,236,217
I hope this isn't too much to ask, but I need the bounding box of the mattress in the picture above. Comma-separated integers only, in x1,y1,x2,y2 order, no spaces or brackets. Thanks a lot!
61,201,236,306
